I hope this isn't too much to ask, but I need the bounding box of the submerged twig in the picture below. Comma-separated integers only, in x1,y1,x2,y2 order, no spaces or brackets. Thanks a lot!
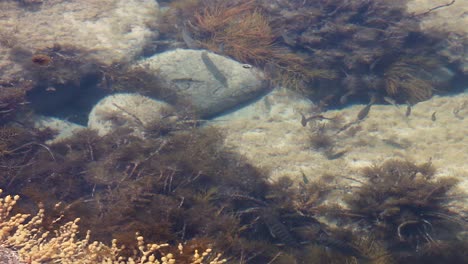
414,0,456,17
4,142,55,161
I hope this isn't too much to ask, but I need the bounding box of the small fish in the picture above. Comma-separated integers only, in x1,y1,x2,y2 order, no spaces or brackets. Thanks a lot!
201,51,228,87
382,139,407,149
300,170,309,184
357,104,372,121
335,122,353,134
300,113,308,127
300,113,332,127
318,94,335,110
261,209,299,247
318,235,366,260
383,96,398,107
405,104,412,117
45,86,56,92
431,111,437,121
325,149,347,160
339,94,349,105
355,94,377,121
181,26,200,49
379,207,400,218
339,91,355,105
218,42,225,53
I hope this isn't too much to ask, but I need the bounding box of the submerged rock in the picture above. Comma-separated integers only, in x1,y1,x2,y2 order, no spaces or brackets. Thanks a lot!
0,247,21,264
137,49,271,118
33,116,86,144
0,0,160,80
88,93,174,137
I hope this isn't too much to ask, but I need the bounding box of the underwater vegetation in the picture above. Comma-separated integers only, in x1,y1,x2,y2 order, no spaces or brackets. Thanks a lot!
0,116,272,261
0,112,391,263
0,79,33,124
384,57,443,104
161,0,459,106
99,64,179,104
162,0,336,91
12,44,102,89
341,159,467,263
6,43,111,124
256,0,457,105
0,188,228,263
0,2,465,262
0,108,466,263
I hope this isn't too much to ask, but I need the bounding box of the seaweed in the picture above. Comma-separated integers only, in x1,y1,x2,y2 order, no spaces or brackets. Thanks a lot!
254,0,456,104
309,129,334,150
0,121,274,261
343,159,466,260
141,0,460,105
98,63,176,99
162,0,328,90
4,116,465,263
0,79,34,124
306,114,351,160
7,44,111,124
384,58,442,103
53,125,376,262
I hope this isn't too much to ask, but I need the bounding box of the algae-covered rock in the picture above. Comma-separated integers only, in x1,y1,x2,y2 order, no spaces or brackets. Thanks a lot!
33,115,86,144
137,49,271,118
88,93,174,137
0,0,160,80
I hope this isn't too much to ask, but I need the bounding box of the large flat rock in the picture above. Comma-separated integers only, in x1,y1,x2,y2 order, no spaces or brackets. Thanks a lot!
137,49,271,118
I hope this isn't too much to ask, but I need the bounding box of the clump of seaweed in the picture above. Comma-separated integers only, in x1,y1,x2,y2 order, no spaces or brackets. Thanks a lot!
160,0,459,105
158,0,458,104
0,124,56,195
343,159,466,260
384,57,443,103
304,112,350,160
216,173,386,263
98,63,175,100
309,129,334,151
4,114,402,262
1,120,273,261
0,79,33,124
254,0,455,104
31,53,53,67
162,0,335,90
0,188,228,263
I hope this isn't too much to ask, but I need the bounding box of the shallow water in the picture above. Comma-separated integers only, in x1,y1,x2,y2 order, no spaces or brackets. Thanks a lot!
0,0,467,263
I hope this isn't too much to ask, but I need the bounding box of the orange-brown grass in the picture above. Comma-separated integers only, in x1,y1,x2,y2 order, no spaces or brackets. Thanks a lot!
201,11,277,64
384,57,440,103
190,0,333,89
193,1,293,65
193,0,256,33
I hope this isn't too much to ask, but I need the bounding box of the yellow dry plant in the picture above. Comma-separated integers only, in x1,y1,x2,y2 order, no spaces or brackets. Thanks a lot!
0,189,226,264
